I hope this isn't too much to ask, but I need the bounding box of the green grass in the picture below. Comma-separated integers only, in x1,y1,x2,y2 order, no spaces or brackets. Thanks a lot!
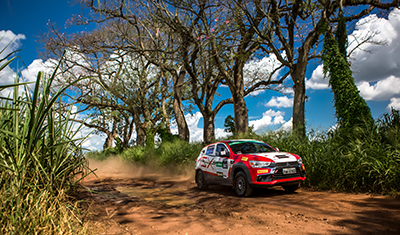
259,124,400,195
87,139,203,173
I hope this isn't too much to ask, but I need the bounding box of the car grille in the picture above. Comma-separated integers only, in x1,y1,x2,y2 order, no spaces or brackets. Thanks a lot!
274,167,301,179
275,161,298,167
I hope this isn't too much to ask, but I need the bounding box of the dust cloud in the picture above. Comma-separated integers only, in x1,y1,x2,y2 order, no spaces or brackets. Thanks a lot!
84,157,195,182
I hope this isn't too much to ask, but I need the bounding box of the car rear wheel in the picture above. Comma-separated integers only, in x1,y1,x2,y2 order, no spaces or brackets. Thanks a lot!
234,171,253,197
283,183,300,193
196,170,207,189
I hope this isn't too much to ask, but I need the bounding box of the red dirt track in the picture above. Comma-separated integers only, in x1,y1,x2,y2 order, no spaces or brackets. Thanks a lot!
79,159,400,234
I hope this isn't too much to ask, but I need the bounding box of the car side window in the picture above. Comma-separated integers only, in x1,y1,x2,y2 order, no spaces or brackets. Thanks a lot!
205,145,215,156
216,144,228,157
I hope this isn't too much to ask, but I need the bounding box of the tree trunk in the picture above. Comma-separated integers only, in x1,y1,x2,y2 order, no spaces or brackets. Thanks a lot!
233,95,248,136
133,112,146,146
232,66,249,136
122,117,135,148
203,114,216,144
103,132,114,149
161,70,171,132
173,70,190,141
103,119,118,149
291,65,307,138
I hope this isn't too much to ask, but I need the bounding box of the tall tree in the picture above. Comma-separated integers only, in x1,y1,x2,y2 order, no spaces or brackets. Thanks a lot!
43,22,172,147
248,0,399,138
322,7,374,131
150,0,234,143
73,0,192,142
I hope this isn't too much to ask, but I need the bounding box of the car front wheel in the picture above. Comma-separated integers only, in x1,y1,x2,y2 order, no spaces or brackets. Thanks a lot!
234,171,253,197
195,170,207,189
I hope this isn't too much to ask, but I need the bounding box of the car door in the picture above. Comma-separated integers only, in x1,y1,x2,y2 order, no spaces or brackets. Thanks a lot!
214,143,233,184
199,144,217,181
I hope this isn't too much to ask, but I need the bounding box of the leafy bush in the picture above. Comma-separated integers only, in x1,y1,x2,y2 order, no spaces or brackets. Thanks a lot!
156,139,203,166
120,146,149,164
259,124,400,195
88,138,203,168
86,146,122,161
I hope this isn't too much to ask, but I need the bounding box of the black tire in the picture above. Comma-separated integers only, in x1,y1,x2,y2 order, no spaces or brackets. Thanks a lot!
234,171,253,197
283,183,300,193
196,170,208,189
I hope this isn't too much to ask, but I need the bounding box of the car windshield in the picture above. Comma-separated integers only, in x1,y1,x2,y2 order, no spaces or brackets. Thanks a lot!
228,141,276,154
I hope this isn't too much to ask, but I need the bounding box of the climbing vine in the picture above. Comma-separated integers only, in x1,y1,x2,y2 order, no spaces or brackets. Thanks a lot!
321,10,374,132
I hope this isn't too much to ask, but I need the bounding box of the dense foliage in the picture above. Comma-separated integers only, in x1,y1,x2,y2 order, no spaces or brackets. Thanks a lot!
87,138,203,169
261,121,400,196
0,56,89,234
321,15,374,132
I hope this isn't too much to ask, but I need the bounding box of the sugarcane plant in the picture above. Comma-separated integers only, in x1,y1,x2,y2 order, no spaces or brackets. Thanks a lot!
0,47,90,234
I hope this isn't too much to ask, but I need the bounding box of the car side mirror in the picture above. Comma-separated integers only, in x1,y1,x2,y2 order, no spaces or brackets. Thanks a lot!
275,148,279,152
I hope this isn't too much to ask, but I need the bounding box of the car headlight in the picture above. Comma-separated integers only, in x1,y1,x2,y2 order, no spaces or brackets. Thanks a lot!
297,158,303,165
249,161,272,168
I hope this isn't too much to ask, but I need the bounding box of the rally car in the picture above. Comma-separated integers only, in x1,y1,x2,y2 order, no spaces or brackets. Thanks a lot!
195,139,306,196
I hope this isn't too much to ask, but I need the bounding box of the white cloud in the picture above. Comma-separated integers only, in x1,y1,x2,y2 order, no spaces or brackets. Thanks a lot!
306,65,329,90
0,65,16,85
186,112,204,142
0,30,26,94
215,127,230,140
78,125,106,151
278,117,292,131
306,9,400,104
170,112,203,142
1,58,57,97
249,109,286,132
358,76,400,101
388,97,400,110
0,30,26,59
349,10,400,83
21,59,56,83
170,112,230,143
265,96,293,108
244,53,284,96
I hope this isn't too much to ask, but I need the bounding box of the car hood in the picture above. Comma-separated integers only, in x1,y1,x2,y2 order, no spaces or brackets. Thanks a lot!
245,152,298,163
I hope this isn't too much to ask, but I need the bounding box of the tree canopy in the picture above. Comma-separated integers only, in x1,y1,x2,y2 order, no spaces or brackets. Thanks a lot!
42,0,400,148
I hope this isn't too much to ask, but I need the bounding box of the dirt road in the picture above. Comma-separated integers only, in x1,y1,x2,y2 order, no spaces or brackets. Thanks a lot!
79,159,400,235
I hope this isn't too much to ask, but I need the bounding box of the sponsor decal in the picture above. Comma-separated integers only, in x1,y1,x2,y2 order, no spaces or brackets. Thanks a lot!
207,158,214,170
241,157,248,161
217,172,223,177
216,162,223,167
200,156,207,167
257,169,270,174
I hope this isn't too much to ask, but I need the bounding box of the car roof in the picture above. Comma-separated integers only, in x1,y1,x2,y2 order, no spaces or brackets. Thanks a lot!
218,139,264,144
202,139,266,149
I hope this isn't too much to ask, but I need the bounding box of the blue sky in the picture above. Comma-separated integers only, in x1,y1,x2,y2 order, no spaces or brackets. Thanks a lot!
2,1,400,150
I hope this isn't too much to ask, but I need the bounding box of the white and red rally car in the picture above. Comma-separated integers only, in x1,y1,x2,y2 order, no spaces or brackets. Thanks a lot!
195,139,306,196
